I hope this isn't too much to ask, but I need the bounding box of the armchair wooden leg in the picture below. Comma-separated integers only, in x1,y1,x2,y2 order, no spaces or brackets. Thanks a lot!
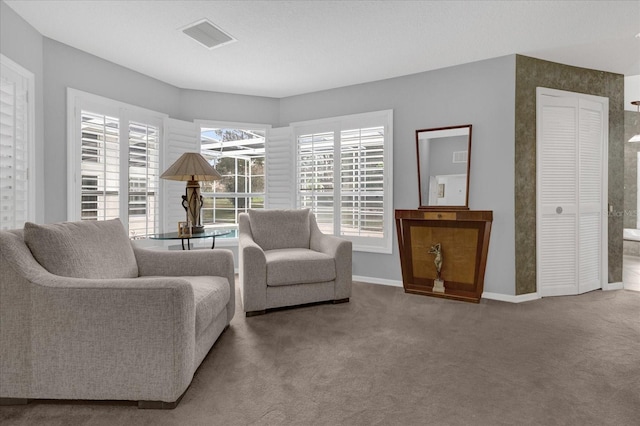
332,298,350,304
246,310,266,317
0,398,28,406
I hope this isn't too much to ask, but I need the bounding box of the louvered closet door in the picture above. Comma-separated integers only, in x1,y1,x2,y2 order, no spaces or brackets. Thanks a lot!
577,99,605,294
538,96,579,296
537,90,607,297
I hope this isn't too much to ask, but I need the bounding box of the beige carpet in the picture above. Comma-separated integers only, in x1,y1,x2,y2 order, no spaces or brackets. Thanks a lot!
2,282,639,425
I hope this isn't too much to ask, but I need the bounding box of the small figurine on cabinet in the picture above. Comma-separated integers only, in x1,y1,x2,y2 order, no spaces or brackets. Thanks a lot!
428,243,445,293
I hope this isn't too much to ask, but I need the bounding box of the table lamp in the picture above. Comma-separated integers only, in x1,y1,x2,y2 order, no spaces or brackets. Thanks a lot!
160,152,221,233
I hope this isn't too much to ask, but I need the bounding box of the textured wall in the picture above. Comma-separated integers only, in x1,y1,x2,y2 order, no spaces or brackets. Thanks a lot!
514,55,624,295
624,111,640,230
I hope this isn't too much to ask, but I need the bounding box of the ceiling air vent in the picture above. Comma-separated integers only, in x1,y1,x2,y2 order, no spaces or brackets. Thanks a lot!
452,151,468,164
182,19,236,49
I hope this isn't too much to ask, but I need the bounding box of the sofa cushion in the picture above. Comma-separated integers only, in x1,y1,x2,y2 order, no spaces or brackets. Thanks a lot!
186,276,230,338
23,219,138,279
265,248,336,287
248,209,310,251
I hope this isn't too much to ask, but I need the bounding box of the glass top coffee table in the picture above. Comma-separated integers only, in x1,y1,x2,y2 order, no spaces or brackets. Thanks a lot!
149,229,232,250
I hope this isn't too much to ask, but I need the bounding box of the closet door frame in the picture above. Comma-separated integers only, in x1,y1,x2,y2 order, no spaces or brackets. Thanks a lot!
536,87,609,297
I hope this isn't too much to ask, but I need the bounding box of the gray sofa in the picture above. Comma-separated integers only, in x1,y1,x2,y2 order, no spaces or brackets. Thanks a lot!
0,219,234,408
239,209,352,316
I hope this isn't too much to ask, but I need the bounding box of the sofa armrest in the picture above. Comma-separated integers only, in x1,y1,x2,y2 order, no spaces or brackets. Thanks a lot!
238,213,267,313
133,246,235,323
310,213,353,258
133,246,234,278
2,269,195,402
310,215,353,300
310,231,351,258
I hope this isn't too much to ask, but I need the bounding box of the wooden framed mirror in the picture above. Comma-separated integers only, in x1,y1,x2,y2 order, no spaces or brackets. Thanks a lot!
416,124,472,210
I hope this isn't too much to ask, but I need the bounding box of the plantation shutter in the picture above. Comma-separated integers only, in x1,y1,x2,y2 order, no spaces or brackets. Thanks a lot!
128,121,160,238
340,126,385,238
162,118,199,232
69,89,167,238
265,126,294,209
297,131,335,234
0,61,30,230
79,111,121,222
292,109,393,253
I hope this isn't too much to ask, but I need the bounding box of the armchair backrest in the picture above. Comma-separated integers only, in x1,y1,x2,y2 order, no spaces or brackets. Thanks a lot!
22,219,138,279
246,209,311,251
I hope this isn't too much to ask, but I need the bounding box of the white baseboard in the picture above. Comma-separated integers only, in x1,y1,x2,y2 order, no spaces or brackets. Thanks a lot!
348,277,638,296
353,275,403,287
603,282,624,291
353,277,542,302
482,291,540,303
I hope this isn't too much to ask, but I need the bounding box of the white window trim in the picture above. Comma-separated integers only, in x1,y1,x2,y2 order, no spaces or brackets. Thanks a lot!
195,119,272,234
0,54,36,227
291,109,394,254
66,88,167,229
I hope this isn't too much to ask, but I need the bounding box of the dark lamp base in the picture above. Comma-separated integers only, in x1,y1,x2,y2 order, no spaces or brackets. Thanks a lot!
191,225,205,234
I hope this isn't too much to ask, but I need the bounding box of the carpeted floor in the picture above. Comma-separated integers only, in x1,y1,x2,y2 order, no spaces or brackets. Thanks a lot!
1,281,639,426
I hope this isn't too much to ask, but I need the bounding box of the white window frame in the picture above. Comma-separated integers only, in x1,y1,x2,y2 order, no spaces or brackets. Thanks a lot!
0,54,36,229
67,88,167,236
195,119,271,230
292,109,393,254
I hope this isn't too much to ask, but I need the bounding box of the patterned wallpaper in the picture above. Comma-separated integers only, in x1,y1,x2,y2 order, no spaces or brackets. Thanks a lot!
624,111,640,231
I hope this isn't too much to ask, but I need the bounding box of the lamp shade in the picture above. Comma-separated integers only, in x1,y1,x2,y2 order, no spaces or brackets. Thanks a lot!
160,152,222,181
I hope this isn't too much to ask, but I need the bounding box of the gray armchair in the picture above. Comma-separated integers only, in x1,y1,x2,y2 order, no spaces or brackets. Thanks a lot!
239,209,352,316
0,219,234,409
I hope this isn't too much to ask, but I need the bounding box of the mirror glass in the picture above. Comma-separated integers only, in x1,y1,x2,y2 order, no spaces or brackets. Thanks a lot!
416,125,472,209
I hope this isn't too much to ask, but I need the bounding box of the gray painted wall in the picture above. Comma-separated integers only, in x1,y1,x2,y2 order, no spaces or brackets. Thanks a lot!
1,3,518,295
40,40,282,223
0,1,45,223
42,38,182,223
178,89,279,125
280,56,517,294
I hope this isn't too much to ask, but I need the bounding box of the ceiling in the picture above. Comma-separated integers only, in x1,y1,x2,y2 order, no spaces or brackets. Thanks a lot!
6,0,640,98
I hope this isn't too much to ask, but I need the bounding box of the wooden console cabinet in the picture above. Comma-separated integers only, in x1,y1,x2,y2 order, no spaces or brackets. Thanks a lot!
395,209,493,303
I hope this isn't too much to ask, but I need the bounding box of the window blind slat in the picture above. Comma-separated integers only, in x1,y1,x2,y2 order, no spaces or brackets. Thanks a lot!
297,131,335,234
0,64,30,230
266,127,294,210
128,121,159,239
294,114,391,252
80,111,121,223
339,127,385,238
